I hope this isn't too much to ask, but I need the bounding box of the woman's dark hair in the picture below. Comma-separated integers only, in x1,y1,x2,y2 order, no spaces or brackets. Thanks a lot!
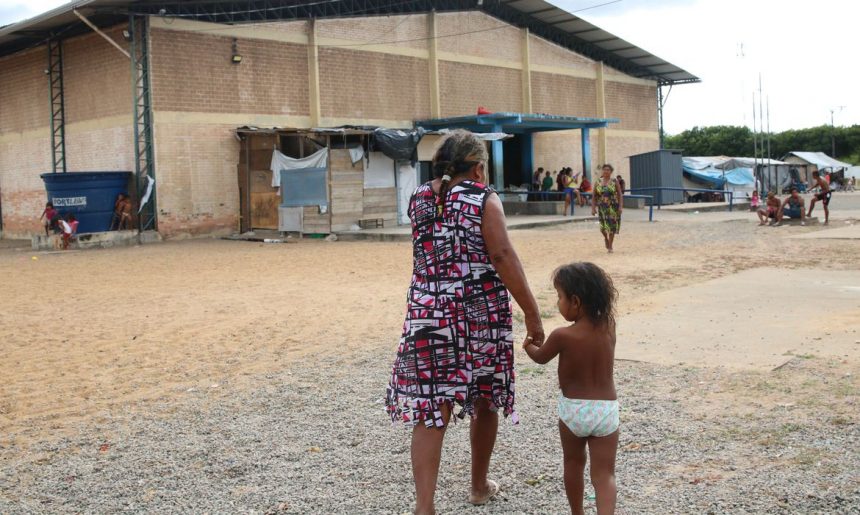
552,262,617,327
602,163,614,173
46,202,53,208
432,130,488,217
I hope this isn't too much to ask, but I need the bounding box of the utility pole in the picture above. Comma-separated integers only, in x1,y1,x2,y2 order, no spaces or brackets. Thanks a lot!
830,106,846,157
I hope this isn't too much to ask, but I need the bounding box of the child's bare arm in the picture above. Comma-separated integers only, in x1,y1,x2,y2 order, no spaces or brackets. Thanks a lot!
523,328,564,364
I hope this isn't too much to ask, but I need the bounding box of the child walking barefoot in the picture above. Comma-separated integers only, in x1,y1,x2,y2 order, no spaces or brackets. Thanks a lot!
523,262,619,514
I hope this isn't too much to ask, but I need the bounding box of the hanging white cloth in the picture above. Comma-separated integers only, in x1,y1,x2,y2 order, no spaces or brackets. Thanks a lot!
138,175,155,214
270,148,328,188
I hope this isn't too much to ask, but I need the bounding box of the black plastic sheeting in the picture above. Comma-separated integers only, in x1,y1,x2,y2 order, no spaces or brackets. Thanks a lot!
372,128,426,167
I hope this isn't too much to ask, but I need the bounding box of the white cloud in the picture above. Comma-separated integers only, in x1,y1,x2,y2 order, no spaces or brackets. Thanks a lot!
0,1,69,26
566,0,859,133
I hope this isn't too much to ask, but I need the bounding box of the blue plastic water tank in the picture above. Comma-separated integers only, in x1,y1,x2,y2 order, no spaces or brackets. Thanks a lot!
41,172,133,233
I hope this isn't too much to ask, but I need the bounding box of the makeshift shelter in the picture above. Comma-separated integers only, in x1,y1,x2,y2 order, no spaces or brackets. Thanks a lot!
237,126,510,234
783,152,853,187
682,156,758,200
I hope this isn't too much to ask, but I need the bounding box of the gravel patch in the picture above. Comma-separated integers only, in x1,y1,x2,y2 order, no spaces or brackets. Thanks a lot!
1,350,858,514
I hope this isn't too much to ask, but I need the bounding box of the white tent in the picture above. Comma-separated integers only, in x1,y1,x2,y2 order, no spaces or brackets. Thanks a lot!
783,151,852,172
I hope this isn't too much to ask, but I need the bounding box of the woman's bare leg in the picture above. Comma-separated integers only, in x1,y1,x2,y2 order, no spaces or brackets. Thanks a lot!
588,431,619,515
607,233,615,252
412,404,451,515
470,397,499,498
559,420,588,515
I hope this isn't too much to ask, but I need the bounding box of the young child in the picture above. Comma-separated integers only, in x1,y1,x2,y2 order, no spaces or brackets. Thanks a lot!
39,202,58,236
59,213,78,250
524,262,618,515
750,190,761,212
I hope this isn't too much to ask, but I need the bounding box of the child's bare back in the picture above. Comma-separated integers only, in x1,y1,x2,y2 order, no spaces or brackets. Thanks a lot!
524,262,619,514
555,320,616,401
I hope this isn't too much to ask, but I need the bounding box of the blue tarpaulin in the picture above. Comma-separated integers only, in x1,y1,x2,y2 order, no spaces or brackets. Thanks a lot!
682,165,755,189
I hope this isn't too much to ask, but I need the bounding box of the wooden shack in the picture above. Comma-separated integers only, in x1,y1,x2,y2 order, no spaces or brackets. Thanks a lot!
237,128,410,235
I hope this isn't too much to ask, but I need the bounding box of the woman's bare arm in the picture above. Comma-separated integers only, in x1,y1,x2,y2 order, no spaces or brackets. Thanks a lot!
482,193,545,345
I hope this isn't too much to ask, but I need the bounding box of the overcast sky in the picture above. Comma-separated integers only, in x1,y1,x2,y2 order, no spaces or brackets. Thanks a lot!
3,0,857,134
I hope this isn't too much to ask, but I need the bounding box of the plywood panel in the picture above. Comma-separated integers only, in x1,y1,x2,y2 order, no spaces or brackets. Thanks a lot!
250,191,279,229
250,169,275,193
302,205,330,233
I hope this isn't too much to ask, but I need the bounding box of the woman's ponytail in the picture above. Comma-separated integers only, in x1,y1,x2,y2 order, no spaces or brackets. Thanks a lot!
431,130,489,219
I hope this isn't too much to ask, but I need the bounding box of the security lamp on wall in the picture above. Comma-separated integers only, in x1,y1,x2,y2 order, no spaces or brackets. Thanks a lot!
231,38,242,64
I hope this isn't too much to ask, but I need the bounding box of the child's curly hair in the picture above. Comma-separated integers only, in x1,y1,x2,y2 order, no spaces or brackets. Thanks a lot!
552,262,617,327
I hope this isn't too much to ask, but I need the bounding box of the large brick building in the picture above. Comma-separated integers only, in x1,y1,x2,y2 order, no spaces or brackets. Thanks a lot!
0,0,697,239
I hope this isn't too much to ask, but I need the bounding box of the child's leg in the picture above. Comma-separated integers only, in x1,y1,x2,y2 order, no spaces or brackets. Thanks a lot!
588,431,619,515
807,197,816,216
559,420,588,515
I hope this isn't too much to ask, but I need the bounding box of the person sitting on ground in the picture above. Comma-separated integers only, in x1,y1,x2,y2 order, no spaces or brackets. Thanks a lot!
578,173,592,207
756,191,780,226
59,213,79,250
806,171,832,224
524,262,619,515
776,187,806,226
39,202,58,237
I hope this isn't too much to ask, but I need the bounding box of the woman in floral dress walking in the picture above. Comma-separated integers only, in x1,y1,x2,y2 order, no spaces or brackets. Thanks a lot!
592,164,623,253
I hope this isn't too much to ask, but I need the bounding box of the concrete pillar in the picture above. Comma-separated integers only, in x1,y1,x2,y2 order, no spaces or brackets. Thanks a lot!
428,12,441,118
492,124,505,189
307,19,321,127
520,132,534,185
521,28,532,113
596,62,608,167
581,128,591,180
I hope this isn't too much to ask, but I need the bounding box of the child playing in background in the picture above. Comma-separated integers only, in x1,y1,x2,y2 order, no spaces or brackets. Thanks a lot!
59,213,78,250
524,262,619,514
39,202,58,236
750,190,760,212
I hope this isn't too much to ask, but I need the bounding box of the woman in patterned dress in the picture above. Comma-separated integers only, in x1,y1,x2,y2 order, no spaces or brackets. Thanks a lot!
591,164,623,253
386,130,545,514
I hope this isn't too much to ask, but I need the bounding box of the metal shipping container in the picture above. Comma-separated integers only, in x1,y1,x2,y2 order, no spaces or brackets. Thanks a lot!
628,149,684,205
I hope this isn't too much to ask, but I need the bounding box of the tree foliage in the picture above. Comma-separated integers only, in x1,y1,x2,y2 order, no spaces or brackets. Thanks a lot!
664,125,860,165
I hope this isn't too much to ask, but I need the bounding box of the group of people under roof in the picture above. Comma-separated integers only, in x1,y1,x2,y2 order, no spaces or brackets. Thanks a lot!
532,166,626,218
753,170,833,226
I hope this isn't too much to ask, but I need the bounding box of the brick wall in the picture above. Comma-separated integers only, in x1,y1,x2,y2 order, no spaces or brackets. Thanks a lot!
150,29,309,115
0,26,133,238
529,35,594,71
605,82,658,132
437,12,521,63
606,135,660,183
0,47,49,134
318,15,428,51
531,72,597,118
439,61,522,117
152,122,239,238
63,27,132,123
319,48,430,121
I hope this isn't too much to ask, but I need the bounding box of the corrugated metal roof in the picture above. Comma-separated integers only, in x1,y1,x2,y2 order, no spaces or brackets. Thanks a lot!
0,0,698,85
493,0,698,84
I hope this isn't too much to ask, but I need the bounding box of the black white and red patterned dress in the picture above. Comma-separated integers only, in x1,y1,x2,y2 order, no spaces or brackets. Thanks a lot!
386,180,516,428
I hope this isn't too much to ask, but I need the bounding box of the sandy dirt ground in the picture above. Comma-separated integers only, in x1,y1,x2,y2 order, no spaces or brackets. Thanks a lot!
1,193,859,512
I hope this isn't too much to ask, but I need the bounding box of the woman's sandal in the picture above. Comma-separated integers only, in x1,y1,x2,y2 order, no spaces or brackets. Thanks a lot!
469,479,500,506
